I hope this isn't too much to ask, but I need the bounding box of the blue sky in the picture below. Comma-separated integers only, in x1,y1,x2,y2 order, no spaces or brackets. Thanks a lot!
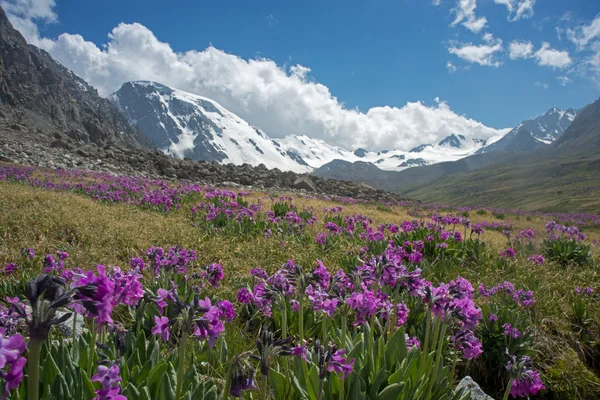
2,0,600,150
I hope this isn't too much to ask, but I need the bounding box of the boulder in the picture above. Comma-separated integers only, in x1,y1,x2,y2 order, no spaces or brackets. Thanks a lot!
455,376,493,400
293,177,315,191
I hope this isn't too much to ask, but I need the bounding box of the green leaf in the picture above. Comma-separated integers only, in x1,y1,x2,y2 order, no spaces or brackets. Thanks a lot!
306,365,320,400
159,372,176,400
81,370,96,399
377,383,405,400
270,369,289,399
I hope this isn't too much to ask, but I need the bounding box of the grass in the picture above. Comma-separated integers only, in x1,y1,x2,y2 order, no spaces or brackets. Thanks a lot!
1,173,600,398
402,155,600,213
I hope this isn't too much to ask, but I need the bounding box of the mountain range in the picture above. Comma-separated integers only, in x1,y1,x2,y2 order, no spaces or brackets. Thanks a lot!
0,1,598,213
109,81,519,173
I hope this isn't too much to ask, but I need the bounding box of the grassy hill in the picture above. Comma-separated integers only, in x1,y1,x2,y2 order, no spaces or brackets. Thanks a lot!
400,98,600,213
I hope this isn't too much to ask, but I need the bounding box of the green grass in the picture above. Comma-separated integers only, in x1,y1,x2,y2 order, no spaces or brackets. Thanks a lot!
1,178,600,398
402,155,600,213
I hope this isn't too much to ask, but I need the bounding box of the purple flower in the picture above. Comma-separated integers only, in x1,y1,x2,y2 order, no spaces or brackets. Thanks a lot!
250,268,268,280
527,255,545,265
152,316,170,341
312,260,331,289
56,251,69,261
91,364,127,400
405,334,420,349
327,349,354,379
2,264,17,275
203,263,224,287
72,265,115,325
489,313,498,322
193,298,225,347
315,233,327,246
503,323,521,339
395,303,409,327
292,345,307,361
217,300,236,323
129,257,145,270
21,248,35,259
452,330,483,360
0,328,27,392
501,247,516,259
111,268,144,307
510,369,545,398
237,288,253,304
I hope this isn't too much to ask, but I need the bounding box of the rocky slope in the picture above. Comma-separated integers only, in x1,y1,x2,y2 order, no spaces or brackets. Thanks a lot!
0,6,149,150
0,132,412,203
109,81,311,172
477,107,576,154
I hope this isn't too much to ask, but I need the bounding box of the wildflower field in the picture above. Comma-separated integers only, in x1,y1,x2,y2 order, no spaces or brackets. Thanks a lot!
0,163,599,399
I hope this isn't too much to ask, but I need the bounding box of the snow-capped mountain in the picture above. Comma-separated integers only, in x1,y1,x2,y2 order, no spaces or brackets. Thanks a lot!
109,80,500,173
276,134,494,171
478,107,577,154
109,81,313,173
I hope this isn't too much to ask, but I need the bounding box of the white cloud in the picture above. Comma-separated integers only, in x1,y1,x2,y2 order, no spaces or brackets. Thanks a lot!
556,76,571,86
446,61,458,73
567,14,600,50
0,0,56,47
432,0,441,6
508,40,534,59
6,18,506,151
534,81,548,89
534,42,572,69
448,35,503,67
494,0,535,21
451,0,487,33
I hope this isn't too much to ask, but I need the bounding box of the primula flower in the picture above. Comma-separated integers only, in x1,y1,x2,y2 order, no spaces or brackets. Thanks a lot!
203,263,224,287
0,328,27,392
405,334,420,349
129,257,145,270
501,247,516,259
217,300,236,323
510,369,545,398
503,323,521,339
237,288,253,304
151,316,170,341
21,248,35,259
91,364,126,400
1,264,17,275
250,268,268,280
527,255,545,265
72,265,115,325
395,303,409,327
452,330,483,360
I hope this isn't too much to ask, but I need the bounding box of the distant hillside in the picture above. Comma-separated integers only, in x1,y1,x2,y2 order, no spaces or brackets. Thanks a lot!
402,98,600,213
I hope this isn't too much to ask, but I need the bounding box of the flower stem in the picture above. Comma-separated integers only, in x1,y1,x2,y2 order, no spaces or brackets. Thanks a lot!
259,372,268,400
72,313,77,350
86,321,97,376
317,378,325,400
503,378,515,400
298,295,304,343
28,338,43,400
339,313,347,400
322,318,328,344
175,328,189,400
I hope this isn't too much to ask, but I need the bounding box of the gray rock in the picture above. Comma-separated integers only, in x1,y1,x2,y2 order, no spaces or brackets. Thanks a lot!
293,177,315,191
455,376,493,400
54,311,86,337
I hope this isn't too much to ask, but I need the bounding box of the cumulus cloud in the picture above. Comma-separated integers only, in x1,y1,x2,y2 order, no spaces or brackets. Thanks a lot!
0,0,56,47
3,3,508,152
451,0,487,33
534,42,572,69
534,81,548,89
508,40,534,59
494,0,535,21
507,40,572,69
448,35,503,67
